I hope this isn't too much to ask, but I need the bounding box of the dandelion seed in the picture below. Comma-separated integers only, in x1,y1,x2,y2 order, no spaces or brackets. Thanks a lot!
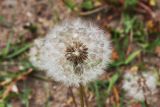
29,18,112,86
122,71,158,101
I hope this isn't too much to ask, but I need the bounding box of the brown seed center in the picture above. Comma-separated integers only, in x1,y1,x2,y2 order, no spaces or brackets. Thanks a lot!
65,41,88,65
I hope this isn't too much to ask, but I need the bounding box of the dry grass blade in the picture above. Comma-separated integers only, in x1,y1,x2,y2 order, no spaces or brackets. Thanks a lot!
0,69,33,100
113,86,120,107
79,5,109,16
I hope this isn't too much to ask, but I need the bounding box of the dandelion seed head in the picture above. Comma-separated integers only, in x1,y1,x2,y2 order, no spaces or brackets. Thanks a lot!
29,18,112,86
122,71,157,101
29,38,45,70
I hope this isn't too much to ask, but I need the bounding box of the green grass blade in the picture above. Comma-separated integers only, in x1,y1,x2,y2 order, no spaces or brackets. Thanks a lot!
125,50,141,64
2,33,13,57
107,73,119,94
64,0,76,10
7,43,31,59
94,82,102,107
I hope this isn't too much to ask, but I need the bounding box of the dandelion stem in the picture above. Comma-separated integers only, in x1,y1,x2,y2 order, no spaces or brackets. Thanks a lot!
83,86,89,107
81,84,89,107
69,87,77,107
143,92,150,107
79,84,85,107
144,99,150,107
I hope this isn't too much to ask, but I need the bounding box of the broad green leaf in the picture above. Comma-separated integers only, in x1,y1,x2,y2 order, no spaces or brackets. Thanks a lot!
0,101,5,107
81,0,94,10
124,0,138,8
64,0,76,10
123,15,136,33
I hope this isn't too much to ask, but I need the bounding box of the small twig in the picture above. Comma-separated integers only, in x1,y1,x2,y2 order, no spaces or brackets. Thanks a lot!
0,69,33,86
69,87,77,107
79,5,109,16
138,2,155,18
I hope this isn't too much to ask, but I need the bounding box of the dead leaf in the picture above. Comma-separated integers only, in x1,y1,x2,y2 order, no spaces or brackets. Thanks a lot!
130,103,142,107
146,20,154,30
149,0,156,6
130,66,139,73
155,46,160,57
112,49,119,60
